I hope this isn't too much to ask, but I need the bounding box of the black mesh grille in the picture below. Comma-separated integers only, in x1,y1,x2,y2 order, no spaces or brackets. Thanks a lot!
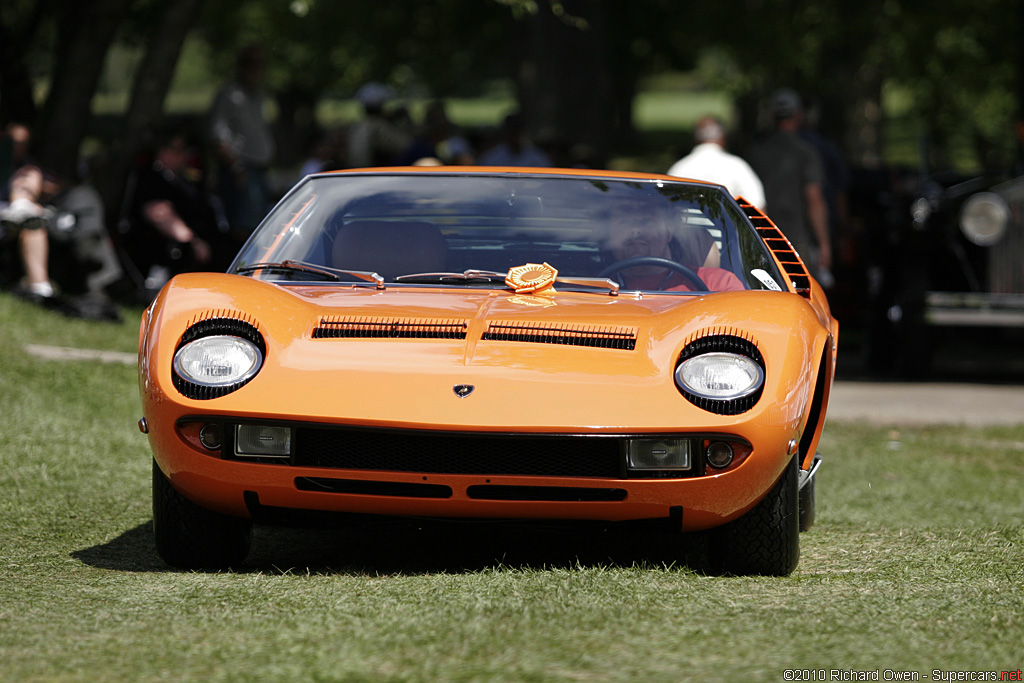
293,427,623,478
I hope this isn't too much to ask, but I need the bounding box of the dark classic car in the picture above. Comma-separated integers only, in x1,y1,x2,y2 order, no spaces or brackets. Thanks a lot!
863,171,1024,376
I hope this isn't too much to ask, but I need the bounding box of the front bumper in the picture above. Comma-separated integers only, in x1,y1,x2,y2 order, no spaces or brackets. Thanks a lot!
148,415,795,532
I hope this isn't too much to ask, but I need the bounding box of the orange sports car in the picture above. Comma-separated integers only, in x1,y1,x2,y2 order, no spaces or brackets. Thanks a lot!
139,167,837,575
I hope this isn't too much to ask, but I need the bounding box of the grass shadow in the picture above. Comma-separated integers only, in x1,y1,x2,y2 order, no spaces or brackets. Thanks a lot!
71,522,169,573
73,519,709,576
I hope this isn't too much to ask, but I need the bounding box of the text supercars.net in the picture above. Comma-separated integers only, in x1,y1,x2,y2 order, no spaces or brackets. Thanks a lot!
783,670,1022,681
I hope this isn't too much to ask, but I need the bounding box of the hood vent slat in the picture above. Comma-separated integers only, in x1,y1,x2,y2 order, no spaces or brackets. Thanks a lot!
313,316,468,339
483,321,637,350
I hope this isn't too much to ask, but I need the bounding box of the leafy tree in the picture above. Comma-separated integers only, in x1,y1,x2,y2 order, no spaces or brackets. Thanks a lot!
34,0,134,180
197,0,515,164
0,0,52,126
692,0,1021,171
99,0,205,226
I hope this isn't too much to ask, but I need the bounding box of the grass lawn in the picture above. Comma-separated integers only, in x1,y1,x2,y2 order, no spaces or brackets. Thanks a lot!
1,292,1022,682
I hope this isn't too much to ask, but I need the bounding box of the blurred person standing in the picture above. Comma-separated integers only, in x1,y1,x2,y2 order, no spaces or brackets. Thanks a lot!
346,83,412,168
746,89,832,285
799,99,851,267
208,45,275,238
395,100,474,166
477,113,551,167
667,116,766,209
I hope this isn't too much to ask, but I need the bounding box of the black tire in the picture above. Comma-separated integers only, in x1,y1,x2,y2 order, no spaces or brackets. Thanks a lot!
798,469,816,532
707,456,800,576
152,459,252,569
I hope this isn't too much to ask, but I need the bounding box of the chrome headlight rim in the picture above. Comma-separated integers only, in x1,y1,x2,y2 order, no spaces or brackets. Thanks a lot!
675,352,765,401
675,334,765,415
172,316,266,400
173,335,263,388
960,191,1010,247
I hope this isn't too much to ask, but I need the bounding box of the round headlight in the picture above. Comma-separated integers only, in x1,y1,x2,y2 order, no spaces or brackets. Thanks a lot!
960,192,1009,246
173,335,263,388
675,352,764,400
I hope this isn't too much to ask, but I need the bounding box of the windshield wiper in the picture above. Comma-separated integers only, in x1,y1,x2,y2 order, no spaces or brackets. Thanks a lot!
236,260,385,288
394,270,508,284
554,276,620,296
395,270,620,296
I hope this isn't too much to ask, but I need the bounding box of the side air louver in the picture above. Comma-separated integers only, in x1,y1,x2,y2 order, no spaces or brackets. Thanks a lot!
738,199,811,298
482,321,638,350
313,316,468,339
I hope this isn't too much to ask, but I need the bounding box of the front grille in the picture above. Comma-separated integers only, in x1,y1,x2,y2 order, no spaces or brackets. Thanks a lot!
293,427,623,478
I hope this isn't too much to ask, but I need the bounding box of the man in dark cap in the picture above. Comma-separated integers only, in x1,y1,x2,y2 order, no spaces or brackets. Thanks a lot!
746,89,832,285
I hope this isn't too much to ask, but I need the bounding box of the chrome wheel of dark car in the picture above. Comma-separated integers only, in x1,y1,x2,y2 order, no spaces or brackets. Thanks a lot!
599,257,708,291
707,456,800,576
152,460,252,569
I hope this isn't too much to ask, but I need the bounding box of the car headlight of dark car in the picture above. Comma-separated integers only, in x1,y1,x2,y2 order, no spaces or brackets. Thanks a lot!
674,335,765,415
959,191,1010,246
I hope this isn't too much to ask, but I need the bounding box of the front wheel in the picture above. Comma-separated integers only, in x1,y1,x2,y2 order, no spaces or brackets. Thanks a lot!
707,456,800,576
152,459,252,569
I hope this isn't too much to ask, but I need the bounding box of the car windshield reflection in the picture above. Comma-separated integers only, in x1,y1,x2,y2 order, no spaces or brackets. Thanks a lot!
230,172,784,293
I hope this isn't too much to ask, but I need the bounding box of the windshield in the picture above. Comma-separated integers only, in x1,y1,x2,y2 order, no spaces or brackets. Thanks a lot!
230,172,786,293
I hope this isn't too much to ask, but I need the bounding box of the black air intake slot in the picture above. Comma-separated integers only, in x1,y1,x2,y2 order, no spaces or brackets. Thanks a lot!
313,316,468,339
483,321,637,350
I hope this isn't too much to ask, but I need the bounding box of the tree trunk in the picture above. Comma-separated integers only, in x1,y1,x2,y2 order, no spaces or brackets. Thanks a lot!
0,22,39,125
0,0,55,127
100,0,205,226
34,0,134,180
517,0,613,166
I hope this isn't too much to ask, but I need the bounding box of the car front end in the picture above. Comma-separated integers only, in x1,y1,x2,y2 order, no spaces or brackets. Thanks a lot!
139,168,837,574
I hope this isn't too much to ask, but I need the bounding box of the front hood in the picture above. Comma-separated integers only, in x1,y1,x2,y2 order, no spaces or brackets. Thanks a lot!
142,273,829,432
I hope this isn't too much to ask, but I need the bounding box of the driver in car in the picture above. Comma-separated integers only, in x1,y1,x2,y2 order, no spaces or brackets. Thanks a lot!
603,202,745,292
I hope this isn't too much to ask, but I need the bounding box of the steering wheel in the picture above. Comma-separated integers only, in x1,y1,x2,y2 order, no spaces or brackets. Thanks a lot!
599,257,708,291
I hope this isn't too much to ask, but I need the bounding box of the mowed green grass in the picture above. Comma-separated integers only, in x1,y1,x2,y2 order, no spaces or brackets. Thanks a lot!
1,292,1022,682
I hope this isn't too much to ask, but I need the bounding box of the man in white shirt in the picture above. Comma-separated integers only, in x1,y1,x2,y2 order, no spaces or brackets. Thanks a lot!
667,116,766,209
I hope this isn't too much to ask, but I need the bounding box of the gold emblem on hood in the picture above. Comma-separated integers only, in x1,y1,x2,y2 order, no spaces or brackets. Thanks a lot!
505,262,557,294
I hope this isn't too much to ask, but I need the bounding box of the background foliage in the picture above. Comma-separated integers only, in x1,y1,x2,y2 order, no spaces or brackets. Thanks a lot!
1,0,1022,203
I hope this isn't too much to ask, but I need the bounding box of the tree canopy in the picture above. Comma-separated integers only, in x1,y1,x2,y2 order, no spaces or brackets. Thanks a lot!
1,0,1021,192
